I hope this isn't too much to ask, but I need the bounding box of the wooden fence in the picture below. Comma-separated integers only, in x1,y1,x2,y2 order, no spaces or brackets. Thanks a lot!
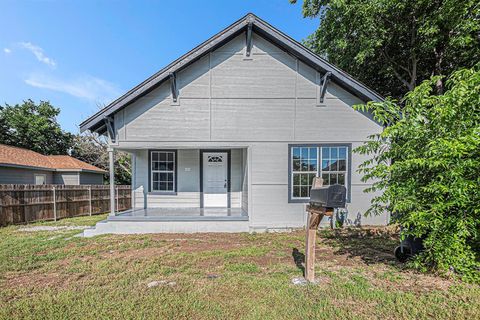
0,184,131,226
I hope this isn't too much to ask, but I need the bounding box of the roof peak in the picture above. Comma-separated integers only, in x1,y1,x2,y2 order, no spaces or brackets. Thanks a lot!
80,13,383,133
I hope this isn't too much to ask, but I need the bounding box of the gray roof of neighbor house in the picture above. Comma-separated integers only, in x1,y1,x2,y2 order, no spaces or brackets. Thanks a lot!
0,144,106,173
80,13,384,134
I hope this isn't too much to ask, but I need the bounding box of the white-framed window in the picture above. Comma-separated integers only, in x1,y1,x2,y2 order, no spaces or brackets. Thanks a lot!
34,174,47,185
150,151,176,192
290,145,349,201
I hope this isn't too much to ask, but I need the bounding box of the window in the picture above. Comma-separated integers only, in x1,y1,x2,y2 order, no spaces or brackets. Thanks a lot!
290,145,349,201
34,174,46,185
150,151,176,192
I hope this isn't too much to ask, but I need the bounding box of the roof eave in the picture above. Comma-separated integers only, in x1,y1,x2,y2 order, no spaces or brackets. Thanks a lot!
79,14,251,133
79,13,384,134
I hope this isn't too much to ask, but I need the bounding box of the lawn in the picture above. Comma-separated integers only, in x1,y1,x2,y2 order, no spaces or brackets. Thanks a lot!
0,216,479,320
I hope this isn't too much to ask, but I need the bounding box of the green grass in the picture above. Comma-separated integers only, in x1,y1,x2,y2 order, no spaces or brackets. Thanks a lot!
0,216,479,320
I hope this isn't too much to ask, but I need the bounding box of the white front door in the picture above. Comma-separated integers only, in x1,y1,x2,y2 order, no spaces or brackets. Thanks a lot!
203,152,228,207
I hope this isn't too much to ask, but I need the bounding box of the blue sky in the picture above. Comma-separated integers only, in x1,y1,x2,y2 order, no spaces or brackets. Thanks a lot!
0,0,318,133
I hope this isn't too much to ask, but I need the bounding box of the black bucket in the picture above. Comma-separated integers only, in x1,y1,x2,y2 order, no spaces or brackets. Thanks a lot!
394,232,425,263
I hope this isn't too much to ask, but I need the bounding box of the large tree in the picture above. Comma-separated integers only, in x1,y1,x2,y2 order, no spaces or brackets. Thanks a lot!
355,65,480,281
70,132,131,185
0,100,73,155
291,0,480,98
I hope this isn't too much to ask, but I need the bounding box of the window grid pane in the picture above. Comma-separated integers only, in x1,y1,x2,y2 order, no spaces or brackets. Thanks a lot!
291,146,348,199
292,146,318,198
320,146,347,187
151,151,175,192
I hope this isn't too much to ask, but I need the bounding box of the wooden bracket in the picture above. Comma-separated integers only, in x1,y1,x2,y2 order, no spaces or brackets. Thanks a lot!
169,72,178,103
245,21,253,58
103,116,115,143
319,71,332,104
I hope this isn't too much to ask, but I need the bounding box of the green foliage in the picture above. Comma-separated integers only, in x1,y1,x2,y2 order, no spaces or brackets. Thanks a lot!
291,0,480,98
354,66,480,281
71,133,131,185
0,100,73,155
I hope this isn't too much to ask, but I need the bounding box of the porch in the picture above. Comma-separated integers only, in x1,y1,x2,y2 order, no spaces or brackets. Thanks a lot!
108,207,248,221
106,146,249,219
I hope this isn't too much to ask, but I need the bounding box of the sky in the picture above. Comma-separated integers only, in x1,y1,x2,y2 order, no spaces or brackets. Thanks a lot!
0,0,319,133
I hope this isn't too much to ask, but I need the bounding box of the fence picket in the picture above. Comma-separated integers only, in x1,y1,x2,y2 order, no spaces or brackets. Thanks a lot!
0,184,131,226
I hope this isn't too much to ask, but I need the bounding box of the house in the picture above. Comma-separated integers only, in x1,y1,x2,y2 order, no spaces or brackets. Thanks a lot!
80,13,388,236
0,144,106,185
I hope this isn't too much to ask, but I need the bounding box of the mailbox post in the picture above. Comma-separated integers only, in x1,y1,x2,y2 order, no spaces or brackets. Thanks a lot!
304,177,346,283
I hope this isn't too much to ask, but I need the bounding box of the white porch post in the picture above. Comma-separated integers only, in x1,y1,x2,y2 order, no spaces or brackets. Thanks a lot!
131,152,136,209
108,147,115,216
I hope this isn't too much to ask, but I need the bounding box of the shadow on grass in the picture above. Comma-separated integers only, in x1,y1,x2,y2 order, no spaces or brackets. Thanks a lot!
319,228,401,267
292,248,305,276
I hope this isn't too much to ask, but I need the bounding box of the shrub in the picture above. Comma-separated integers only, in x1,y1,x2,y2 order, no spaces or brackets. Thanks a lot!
355,65,480,282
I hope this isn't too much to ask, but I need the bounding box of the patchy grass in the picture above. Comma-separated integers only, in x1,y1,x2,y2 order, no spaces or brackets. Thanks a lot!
0,216,479,319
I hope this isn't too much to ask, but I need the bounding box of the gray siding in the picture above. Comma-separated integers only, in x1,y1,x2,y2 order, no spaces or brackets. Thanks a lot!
79,172,104,185
0,167,53,184
131,148,245,209
53,172,79,185
114,31,386,227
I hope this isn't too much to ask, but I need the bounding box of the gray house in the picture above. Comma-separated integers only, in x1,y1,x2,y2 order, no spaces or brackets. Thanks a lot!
80,13,387,236
0,144,105,185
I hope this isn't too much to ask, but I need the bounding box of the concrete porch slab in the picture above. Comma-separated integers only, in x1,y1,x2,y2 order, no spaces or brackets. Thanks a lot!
83,207,250,237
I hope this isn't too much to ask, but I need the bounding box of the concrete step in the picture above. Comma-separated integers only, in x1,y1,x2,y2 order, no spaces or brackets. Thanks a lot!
83,219,250,237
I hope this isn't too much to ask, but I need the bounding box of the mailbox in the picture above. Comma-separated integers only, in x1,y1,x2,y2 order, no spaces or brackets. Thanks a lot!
309,184,347,209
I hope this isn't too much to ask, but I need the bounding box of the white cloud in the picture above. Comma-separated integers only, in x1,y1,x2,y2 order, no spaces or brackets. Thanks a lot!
3,48,11,54
19,42,56,67
25,73,121,104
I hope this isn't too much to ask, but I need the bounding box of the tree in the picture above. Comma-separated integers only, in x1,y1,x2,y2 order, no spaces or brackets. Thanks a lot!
0,100,73,155
70,132,131,185
354,65,480,282
291,0,480,98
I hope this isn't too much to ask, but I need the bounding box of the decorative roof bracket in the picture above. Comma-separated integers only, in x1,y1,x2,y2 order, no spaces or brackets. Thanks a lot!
245,21,253,57
104,116,115,143
169,72,178,103
319,71,332,104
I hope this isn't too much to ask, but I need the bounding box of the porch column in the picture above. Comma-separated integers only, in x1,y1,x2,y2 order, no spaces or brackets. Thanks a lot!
108,147,115,216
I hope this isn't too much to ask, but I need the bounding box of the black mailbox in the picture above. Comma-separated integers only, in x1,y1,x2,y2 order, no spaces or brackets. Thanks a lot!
309,184,347,209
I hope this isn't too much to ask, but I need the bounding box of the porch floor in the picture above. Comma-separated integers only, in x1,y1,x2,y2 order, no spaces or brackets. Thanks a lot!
107,207,248,222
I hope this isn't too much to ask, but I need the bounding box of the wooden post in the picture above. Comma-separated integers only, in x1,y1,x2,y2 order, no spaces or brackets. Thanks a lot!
305,207,324,282
88,186,92,216
108,148,115,216
52,186,57,222
116,186,119,212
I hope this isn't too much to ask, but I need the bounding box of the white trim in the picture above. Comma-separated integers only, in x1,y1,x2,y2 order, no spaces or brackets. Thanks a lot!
150,151,176,192
34,173,47,185
290,146,349,200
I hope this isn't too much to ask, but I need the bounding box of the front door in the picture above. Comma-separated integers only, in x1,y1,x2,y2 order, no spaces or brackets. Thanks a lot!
203,152,228,207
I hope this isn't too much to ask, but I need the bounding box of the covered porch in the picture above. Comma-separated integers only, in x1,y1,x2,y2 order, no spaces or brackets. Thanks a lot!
107,146,250,220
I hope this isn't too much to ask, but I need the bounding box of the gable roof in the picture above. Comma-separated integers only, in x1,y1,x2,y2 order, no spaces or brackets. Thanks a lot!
0,144,106,173
80,13,383,134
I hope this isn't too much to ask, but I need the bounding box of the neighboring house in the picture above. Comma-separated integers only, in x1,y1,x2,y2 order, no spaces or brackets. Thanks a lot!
80,13,388,236
0,144,105,185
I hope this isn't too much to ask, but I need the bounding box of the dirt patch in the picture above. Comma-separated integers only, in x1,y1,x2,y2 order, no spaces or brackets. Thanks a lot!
2,228,458,296
1,271,88,297
17,226,90,232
